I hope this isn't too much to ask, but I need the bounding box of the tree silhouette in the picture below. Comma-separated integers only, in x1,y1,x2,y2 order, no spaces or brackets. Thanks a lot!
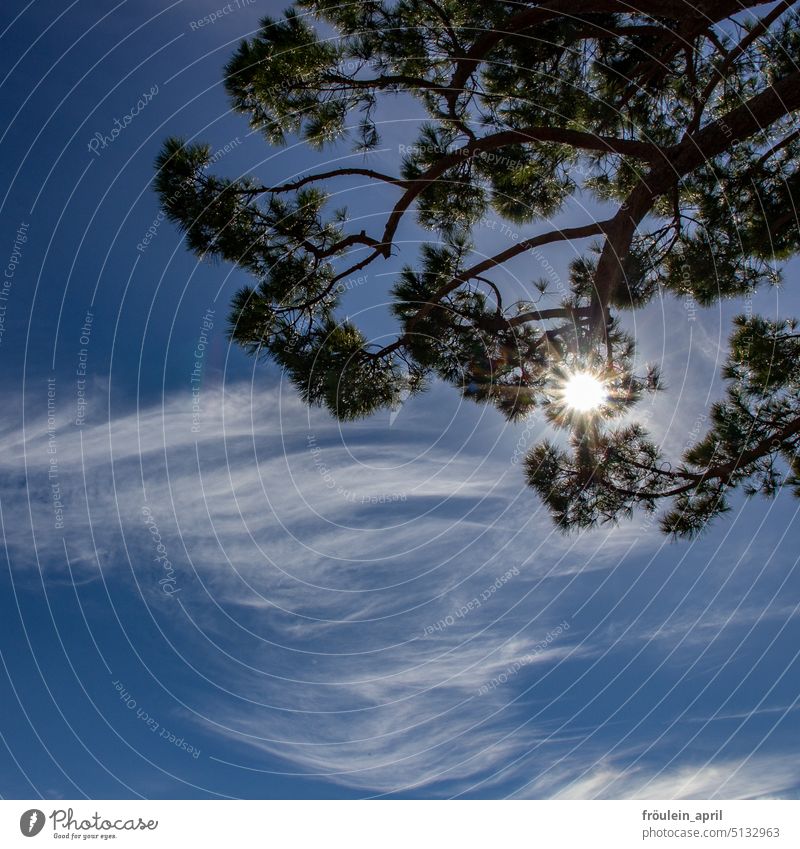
156,0,800,536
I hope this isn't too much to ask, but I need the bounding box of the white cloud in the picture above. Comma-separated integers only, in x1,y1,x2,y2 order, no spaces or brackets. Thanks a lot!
3,380,795,797
546,754,800,799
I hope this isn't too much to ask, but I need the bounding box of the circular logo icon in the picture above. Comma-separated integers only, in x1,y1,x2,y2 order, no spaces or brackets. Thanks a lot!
19,809,46,837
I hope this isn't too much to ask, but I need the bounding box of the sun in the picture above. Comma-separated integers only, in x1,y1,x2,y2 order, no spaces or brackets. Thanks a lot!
561,371,607,413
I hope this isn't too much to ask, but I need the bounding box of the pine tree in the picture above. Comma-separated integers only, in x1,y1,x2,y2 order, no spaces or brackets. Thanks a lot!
156,0,800,536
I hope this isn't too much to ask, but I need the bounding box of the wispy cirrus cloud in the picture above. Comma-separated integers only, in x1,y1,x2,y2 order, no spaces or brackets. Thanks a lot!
2,379,797,798
543,753,800,800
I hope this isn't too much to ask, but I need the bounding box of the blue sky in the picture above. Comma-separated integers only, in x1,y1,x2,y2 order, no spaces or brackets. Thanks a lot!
0,0,799,800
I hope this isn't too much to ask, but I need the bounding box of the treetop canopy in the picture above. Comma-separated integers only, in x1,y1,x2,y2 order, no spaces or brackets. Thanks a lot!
157,0,800,537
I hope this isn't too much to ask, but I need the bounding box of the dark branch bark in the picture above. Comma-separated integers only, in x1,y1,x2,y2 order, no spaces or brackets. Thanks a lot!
379,125,665,255
370,218,611,359
506,306,591,328
443,0,759,113
590,67,800,328
605,414,800,502
266,168,408,193
689,0,796,131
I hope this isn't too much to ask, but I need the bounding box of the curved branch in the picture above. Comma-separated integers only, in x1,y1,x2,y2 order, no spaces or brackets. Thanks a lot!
379,126,665,255
506,305,591,328
443,0,754,113
370,218,611,360
590,67,800,327
473,275,503,312
604,413,800,502
266,167,409,193
688,0,797,132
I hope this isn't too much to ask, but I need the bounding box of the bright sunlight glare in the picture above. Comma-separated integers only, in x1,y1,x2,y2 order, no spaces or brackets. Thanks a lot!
562,371,607,412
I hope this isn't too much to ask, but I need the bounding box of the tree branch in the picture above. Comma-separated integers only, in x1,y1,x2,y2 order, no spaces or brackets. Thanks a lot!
590,67,800,328
688,0,796,132
443,0,757,113
370,218,611,359
265,167,408,193
603,412,800,502
379,125,666,255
